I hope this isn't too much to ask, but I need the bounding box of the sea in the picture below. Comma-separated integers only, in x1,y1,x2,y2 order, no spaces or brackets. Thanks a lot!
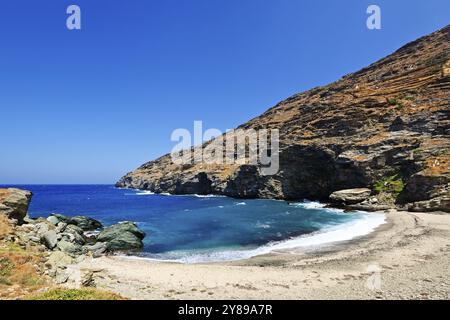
1,185,385,263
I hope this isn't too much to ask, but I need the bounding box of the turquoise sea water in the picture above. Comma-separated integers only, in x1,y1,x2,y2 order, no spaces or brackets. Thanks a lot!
1,185,384,263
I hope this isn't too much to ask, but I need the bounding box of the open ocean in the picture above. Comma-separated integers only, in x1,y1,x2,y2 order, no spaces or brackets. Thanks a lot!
1,185,385,263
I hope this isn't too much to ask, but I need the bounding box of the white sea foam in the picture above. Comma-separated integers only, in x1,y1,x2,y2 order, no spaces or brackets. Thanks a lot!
193,194,226,198
132,191,227,198
135,191,155,195
289,201,326,209
235,202,246,206
128,211,386,264
290,201,346,214
124,190,155,196
255,221,271,229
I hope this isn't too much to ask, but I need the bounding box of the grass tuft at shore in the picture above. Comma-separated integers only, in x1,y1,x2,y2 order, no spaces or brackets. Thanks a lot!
25,288,126,300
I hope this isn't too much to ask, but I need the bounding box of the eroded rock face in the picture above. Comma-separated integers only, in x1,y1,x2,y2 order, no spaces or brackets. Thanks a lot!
116,26,450,212
0,188,32,223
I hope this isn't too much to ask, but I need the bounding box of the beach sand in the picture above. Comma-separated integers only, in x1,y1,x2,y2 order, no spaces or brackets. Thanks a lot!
64,210,450,299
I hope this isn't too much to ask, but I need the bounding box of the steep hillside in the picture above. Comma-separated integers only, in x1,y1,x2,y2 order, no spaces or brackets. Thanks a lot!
117,25,449,212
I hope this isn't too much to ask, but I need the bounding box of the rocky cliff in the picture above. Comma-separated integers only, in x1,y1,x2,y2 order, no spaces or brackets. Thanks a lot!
117,25,450,212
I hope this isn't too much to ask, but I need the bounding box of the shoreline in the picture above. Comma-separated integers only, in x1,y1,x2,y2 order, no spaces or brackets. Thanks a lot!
119,210,386,264
62,210,450,299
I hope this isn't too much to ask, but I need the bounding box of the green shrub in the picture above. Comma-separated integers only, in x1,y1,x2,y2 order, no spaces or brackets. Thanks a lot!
387,98,398,105
0,276,12,285
374,174,405,197
0,257,14,277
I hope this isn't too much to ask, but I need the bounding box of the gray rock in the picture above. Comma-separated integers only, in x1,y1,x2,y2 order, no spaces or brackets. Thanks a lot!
34,221,52,237
61,231,86,245
65,224,85,235
84,242,108,257
105,232,144,252
55,222,68,233
51,213,70,223
68,216,103,231
97,221,145,242
81,271,96,287
55,272,69,284
329,188,372,204
97,222,146,252
74,255,87,263
63,224,86,246
46,251,74,268
41,230,58,249
28,236,41,243
57,240,83,256
46,215,60,225
48,214,103,231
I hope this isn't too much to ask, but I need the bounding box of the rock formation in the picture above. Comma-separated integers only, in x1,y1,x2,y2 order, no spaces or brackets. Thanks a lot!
117,25,449,212
0,188,146,260
0,188,32,223
329,188,372,205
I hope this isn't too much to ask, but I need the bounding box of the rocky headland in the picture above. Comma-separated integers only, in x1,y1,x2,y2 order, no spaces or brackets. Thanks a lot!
116,25,449,213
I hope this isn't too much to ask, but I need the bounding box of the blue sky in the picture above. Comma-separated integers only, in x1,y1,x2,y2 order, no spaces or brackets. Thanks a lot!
0,0,448,184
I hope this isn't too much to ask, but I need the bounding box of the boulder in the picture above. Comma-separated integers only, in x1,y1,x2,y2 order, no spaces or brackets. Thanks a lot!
57,240,83,256
97,222,146,252
97,221,145,242
55,272,69,284
48,213,102,231
105,232,144,252
64,224,85,236
68,216,103,231
0,188,32,223
46,215,60,225
84,242,108,257
55,222,68,234
41,230,58,249
61,231,86,245
46,251,74,269
329,188,372,205
34,221,52,238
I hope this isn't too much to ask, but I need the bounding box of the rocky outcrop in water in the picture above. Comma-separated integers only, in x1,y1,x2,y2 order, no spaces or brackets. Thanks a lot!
97,222,146,251
1,187,148,284
117,26,450,213
0,187,147,284
29,213,146,256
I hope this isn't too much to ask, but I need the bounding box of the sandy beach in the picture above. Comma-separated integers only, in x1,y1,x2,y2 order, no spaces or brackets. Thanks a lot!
62,210,450,300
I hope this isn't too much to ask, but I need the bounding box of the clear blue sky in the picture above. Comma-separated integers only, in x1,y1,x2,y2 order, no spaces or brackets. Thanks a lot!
0,0,448,184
